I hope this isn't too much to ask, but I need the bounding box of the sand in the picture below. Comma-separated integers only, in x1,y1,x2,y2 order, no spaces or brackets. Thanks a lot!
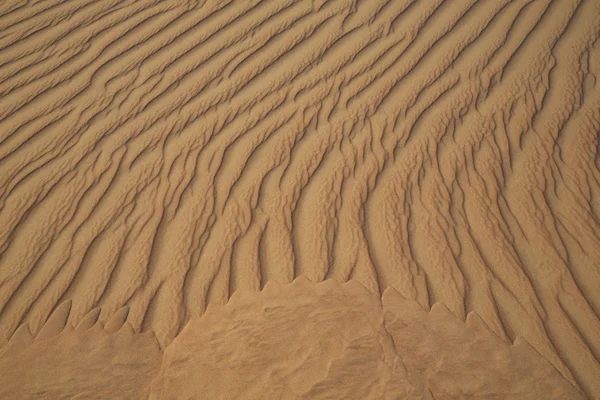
0,0,599,398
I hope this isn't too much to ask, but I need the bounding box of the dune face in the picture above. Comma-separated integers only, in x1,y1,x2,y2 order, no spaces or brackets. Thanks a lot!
150,280,426,400
0,279,585,399
0,302,162,400
0,0,599,398
150,279,583,399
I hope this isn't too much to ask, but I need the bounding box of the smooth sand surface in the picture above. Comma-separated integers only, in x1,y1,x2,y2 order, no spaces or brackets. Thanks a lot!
0,0,599,398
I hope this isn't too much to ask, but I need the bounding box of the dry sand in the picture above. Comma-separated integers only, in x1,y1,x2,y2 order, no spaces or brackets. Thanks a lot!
0,0,599,398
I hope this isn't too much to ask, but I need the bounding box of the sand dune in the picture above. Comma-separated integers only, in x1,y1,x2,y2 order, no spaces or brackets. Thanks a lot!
0,0,599,397
0,278,583,399
0,301,161,399
151,278,584,399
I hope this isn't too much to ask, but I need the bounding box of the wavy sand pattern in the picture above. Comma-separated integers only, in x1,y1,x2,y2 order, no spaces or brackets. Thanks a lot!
0,0,599,398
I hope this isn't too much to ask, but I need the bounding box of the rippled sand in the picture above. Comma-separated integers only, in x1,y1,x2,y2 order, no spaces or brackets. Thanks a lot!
0,0,599,398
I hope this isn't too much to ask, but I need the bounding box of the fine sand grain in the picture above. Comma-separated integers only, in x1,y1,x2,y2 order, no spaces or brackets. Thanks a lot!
0,0,599,398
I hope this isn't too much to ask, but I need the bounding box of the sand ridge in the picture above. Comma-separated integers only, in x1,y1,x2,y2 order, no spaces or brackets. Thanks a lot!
0,0,599,397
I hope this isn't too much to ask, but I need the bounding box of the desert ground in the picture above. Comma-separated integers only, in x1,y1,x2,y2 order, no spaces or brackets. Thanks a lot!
0,0,599,398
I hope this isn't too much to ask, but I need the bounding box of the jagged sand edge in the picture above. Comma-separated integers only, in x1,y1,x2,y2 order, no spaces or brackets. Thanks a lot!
0,277,584,399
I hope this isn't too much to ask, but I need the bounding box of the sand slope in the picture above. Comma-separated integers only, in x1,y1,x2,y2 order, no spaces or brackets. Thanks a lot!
0,301,161,399
0,0,599,397
150,278,583,399
0,278,583,399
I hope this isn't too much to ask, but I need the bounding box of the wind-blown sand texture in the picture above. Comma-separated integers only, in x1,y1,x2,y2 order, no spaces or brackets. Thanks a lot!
0,0,599,398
